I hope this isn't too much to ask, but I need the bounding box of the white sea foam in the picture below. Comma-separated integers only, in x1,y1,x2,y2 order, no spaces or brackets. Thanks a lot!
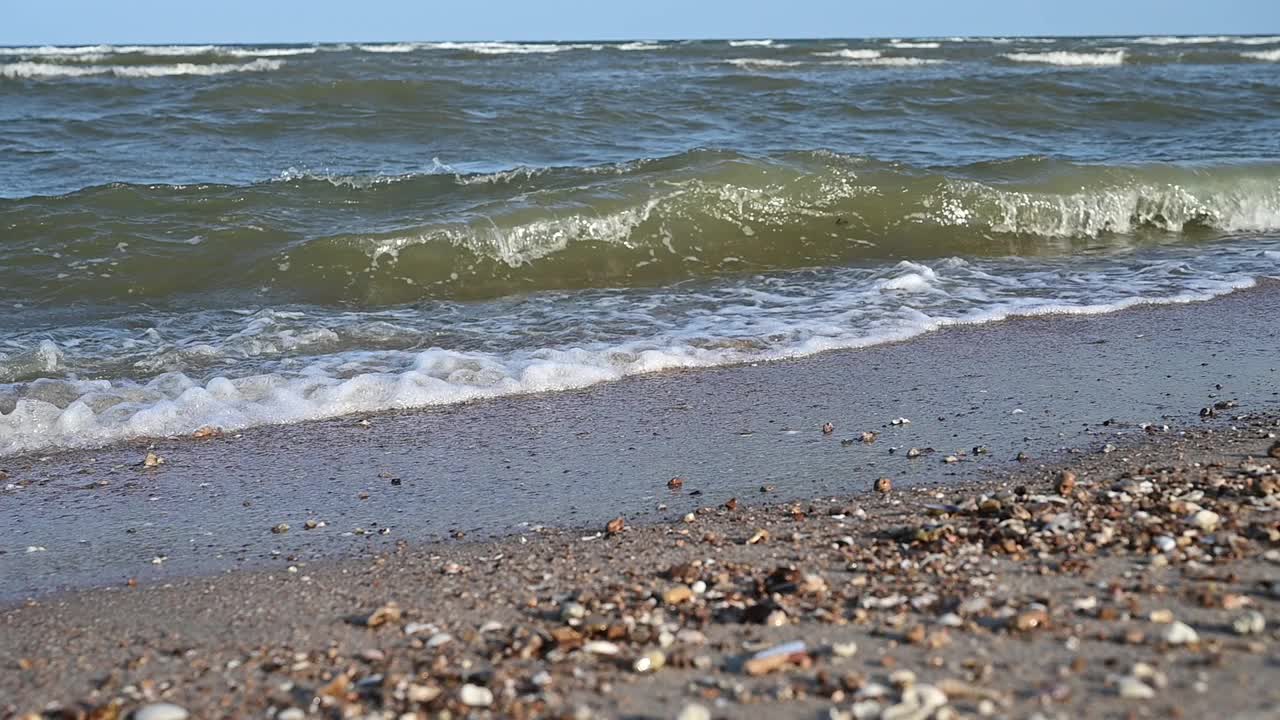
1003,50,1125,66
1134,35,1280,45
1242,49,1280,62
724,58,806,69
613,42,666,51
357,43,421,53
2,246,1272,456
889,41,942,49
418,42,602,55
728,40,776,47
828,57,943,67
223,47,318,57
0,58,284,79
814,49,882,60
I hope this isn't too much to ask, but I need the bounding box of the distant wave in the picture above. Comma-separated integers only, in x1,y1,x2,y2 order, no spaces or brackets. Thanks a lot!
356,43,420,53
813,49,883,59
223,47,318,57
833,57,943,67
0,58,284,79
889,41,942,49
1242,49,1280,62
728,40,776,47
1004,50,1125,66
724,58,805,69
614,42,666,51
1134,35,1280,45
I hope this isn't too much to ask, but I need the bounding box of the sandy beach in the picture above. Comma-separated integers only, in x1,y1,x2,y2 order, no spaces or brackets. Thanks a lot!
3,283,1279,719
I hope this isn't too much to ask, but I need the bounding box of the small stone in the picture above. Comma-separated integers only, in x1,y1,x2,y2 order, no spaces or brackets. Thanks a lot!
860,431,878,443
682,512,696,523
760,484,776,493
359,602,402,628
663,585,693,605
943,455,959,464
667,476,684,490
1188,510,1220,532
1116,676,1155,700
271,523,289,534
1232,611,1266,636
1162,621,1199,645
823,422,835,434
277,709,306,720
406,684,442,703
459,684,493,707
142,452,164,468
1055,471,1076,497
1153,535,1176,553
605,516,625,536
1148,609,1174,624
831,642,858,658
874,477,893,493
677,704,711,720
633,649,666,673
561,601,587,621
583,640,620,655
133,704,189,720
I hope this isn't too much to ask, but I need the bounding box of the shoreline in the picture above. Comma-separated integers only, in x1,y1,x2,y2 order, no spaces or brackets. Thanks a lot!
3,410,1279,717
2,280,1279,601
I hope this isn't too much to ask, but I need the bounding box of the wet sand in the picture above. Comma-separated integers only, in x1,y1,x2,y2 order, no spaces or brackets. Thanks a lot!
2,281,1278,600
3,410,1279,718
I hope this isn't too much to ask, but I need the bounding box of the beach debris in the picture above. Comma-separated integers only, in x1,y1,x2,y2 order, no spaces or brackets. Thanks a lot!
1232,611,1266,635
823,422,835,434
141,451,164,468
1162,621,1199,645
355,601,402,628
133,703,190,720
271,523,290,534
676,704,711,720
891,417,911,425
1055,470,1076,496
743,640,808,675
459,684,493,707
667,476,685,490
1114,675,1156,700
605,516,625,536
875,477,893,493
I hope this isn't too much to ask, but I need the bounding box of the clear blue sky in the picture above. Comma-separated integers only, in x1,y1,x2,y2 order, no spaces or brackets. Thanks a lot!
4,0,1278,45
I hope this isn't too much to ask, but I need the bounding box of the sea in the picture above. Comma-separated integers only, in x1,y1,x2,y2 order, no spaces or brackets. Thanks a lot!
2,36,1280,455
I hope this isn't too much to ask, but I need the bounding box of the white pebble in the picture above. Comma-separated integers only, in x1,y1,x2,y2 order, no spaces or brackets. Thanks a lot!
676,704,710,720
459,684,493,707
1163,621,1199,645
134,704,189,720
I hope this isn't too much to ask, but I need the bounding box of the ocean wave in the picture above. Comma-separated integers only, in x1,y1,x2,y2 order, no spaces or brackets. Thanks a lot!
1242,49,1280,62
1,250,1268,455
723,58,806,68
419,42,603,54
6,153,1280,307
1134,35,1280,45
889,41,942,49
613,42,666,51
728,39,777,47
0,58,284,79
829,57,943,67
813,49,883,59
222,47,318,57
356,43,421,53
1003,50,1125,66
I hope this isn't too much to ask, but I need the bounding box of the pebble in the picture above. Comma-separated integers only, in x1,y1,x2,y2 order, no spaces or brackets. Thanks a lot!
1153,535,1177,552
1055,470,1076,496
1232,610,1266,635
667,476,684,489
271,523,289,534
1116,676,1155,700
276,709,305,720
875,477,893,493
1188,509,1220,531
677,704,711,720
133,704,189,720
632,649,666,673
583,640,620,655
142,452,165,468
1163,621,1199,645
831,642,858,658
459,683,494,707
